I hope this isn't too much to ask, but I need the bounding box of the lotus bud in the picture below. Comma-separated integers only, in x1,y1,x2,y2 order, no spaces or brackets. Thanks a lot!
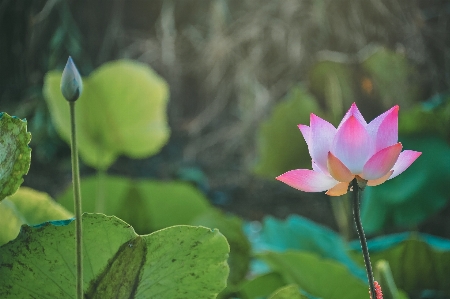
61,56,83,102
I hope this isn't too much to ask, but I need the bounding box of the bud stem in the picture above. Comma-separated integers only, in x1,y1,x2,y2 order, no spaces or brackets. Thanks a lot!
351,178,376,299
69,101,83,299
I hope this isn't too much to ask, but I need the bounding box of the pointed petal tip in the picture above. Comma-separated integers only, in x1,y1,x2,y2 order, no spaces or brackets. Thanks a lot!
388,150,422,180
276,169,338,192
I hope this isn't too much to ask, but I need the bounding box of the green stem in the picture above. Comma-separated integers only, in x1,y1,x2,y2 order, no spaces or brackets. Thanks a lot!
69,101,83,299
351,178,375,299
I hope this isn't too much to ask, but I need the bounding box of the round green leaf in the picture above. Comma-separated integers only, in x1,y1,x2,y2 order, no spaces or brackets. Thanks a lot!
43,60,170,170
0,187,73,246
0,113,31,201
0,213,230,298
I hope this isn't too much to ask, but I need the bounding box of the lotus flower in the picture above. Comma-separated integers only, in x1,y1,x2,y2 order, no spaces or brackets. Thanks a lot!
276,103,421,196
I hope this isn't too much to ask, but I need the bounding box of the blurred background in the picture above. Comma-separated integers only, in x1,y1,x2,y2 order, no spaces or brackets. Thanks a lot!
1,0,450,239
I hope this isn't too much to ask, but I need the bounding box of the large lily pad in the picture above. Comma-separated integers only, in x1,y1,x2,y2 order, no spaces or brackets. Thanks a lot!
0,213,229,298
0,113,31,201
57,175,249,288
43,60,170,170
0,187,73,246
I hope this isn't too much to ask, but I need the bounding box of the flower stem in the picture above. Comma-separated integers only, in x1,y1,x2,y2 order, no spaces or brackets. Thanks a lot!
351,178,376,299
69,101,83,299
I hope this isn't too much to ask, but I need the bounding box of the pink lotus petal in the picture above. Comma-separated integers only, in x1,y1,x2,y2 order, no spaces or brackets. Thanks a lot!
338,102,367,129
276,169,338,192
362,142,402,180
332,115,371,174
298,124,311,147
312,160,324,173
367,170,393,186
309,114,337,173
366,105,399,153
389,150,422,179
326,182,350,196
327,152,354,182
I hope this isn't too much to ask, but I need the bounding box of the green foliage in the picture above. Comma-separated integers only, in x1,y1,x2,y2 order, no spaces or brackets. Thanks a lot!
0,187,73,246
258,251,368,299
268,284,307,299
254,216,366,280
372,237,450,295
374,260,410,299
192,210,251,288
0,213,230,298
57,175,211,234
254,85,325,178
309,60,355,122
43,60,170,170
361,47,420,109
399,95,450,142
239,272,286,299
57,175,250,289
361,136,450,233
0,113,31,201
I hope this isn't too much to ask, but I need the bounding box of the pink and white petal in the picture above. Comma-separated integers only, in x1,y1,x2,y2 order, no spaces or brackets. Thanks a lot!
312,160,325,174
367,170,393,186
309,114,337,172
327,152,354,182
366,105,399,153
298,124,311,147
326,182,350,196
362,142,402,180
337,103,367,129
332,115,371,174
388,150,422,179
276,169,338,192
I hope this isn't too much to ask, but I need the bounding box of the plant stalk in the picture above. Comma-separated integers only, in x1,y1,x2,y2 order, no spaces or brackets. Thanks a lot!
351,178,376,299
69,101,83,299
